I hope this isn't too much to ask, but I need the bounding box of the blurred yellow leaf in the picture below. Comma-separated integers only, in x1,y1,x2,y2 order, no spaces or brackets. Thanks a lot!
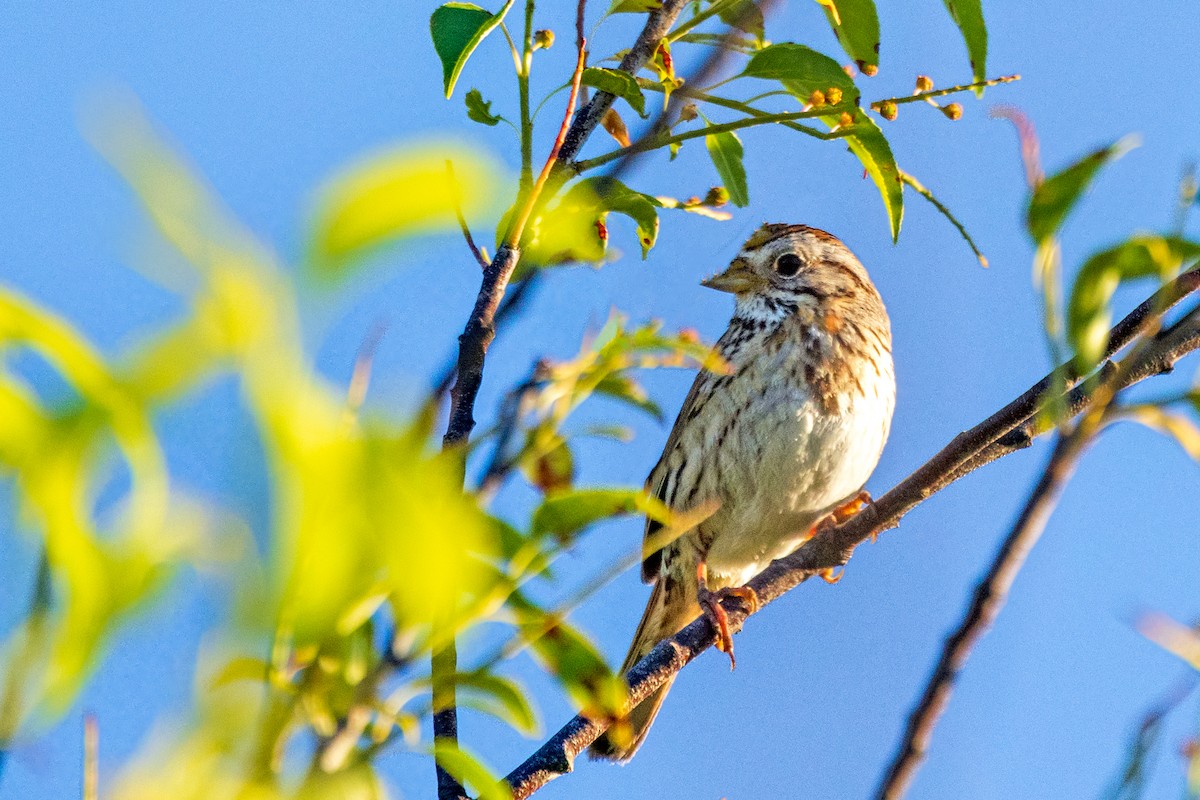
309,144,500,275
1137,611,1200,670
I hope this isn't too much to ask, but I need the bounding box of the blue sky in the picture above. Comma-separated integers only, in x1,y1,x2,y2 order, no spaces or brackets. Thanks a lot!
3,2,1200,798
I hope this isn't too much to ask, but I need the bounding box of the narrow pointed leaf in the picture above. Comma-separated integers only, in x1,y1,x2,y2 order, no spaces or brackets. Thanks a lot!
705,130,749,208
817,0,881,73
1027,137,1136,246
942,0,988,91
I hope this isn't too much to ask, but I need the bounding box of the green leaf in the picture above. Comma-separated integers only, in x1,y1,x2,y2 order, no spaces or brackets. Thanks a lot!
530,488,668,543
510,601,626,719
209,655,271,689
1027,138,1136,246
431,743,512,800
592,373,663,421
581,67,647,117
705,129,749,208
522,178,660,264
743,46,902,239
465,88,502,125
309,143,500,276
1067,235,1200,370
607,0,659,12
455,671,540,734
843,110,903,241
429,0,516,99
742,43,860,104
817,0,881,73
519,432,575,493
942,0,987,92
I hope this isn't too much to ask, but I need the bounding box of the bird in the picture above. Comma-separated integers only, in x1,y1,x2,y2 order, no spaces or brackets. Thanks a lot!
589,223,895,762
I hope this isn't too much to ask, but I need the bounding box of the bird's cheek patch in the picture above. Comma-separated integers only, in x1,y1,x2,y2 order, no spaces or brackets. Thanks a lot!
823,311,843,333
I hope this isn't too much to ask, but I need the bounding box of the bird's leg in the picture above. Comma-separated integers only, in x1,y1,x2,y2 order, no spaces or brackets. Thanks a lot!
695,562,759,670
806,490,873,584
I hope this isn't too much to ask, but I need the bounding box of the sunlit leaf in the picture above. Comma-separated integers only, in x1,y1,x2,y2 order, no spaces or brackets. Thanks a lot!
743,44,903,239
607,0,659,11
592,373,663,421
308,143,500,275
1123,406,1200,462
1137,611,1200,670
942,0,987,91
208,656,272,689
705,130,749,208
531,488,669,543
465,88,503,125
817,0,881,73
508,597,626,720
1067,235,1200,369
454,671,540,734
522,177,660,264
431,744,512,800
1027,137,1137,246
429,1,517,98
581,67,647,117
742,43,860,104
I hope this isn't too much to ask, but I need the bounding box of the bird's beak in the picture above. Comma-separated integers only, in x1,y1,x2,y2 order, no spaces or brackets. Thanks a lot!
701,258,762,294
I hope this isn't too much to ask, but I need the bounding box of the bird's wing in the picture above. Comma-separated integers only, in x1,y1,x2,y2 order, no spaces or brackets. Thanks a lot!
639,367,715,583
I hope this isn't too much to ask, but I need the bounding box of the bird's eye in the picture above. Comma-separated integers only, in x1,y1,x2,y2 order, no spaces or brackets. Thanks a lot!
774,253,804,277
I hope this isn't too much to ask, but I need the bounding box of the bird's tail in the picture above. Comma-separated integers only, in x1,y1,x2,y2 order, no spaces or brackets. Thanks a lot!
589,579,696,762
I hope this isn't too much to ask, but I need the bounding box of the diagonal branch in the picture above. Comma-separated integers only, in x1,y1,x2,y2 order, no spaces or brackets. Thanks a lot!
497,268,1200,800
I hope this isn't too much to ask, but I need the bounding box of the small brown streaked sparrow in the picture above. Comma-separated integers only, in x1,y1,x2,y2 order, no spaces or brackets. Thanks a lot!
590,223,895,761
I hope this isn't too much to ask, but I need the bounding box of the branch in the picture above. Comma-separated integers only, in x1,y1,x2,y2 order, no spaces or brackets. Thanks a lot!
433,2,694,797
497,267,1200,800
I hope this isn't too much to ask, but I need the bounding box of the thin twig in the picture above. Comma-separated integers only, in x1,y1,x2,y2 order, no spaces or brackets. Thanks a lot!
505,31,588,248
574,107,849,172
446,160,489,270
874,430,1087,800
899,171,987,268
871,75,1020,108
495,271,1200,800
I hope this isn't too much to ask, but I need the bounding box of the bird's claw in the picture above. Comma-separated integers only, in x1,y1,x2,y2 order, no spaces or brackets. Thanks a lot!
696,564,759,670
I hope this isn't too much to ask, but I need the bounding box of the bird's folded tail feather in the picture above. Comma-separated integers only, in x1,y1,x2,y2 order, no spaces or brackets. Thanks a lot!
589,578,696,762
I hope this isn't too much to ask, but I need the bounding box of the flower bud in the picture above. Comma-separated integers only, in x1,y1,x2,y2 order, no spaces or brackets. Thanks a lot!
838,111,854,128
533,29,554,50
704,186,730,207
915,74,933,93
808,89,826,107
942,102,963,121
825,87,843,105
679,102,699,122
860,63,879,77
877,100,898,121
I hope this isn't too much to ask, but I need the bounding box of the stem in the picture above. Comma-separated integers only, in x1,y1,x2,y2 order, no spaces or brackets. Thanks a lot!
574,107,846,171
518,1,535,194
870,75,1020,108
666,0,734,41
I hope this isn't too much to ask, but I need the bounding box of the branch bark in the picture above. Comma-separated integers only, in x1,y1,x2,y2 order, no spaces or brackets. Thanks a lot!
497,268,1200,800
433,2,692,796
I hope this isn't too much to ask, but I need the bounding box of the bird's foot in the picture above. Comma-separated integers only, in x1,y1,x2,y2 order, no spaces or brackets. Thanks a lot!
696,563,759,671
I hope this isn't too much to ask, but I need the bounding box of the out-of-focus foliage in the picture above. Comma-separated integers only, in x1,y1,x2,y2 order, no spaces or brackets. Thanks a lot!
0,0,1036,796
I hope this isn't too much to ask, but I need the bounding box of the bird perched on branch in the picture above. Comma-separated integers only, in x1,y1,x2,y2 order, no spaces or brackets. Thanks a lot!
590,223,895,761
